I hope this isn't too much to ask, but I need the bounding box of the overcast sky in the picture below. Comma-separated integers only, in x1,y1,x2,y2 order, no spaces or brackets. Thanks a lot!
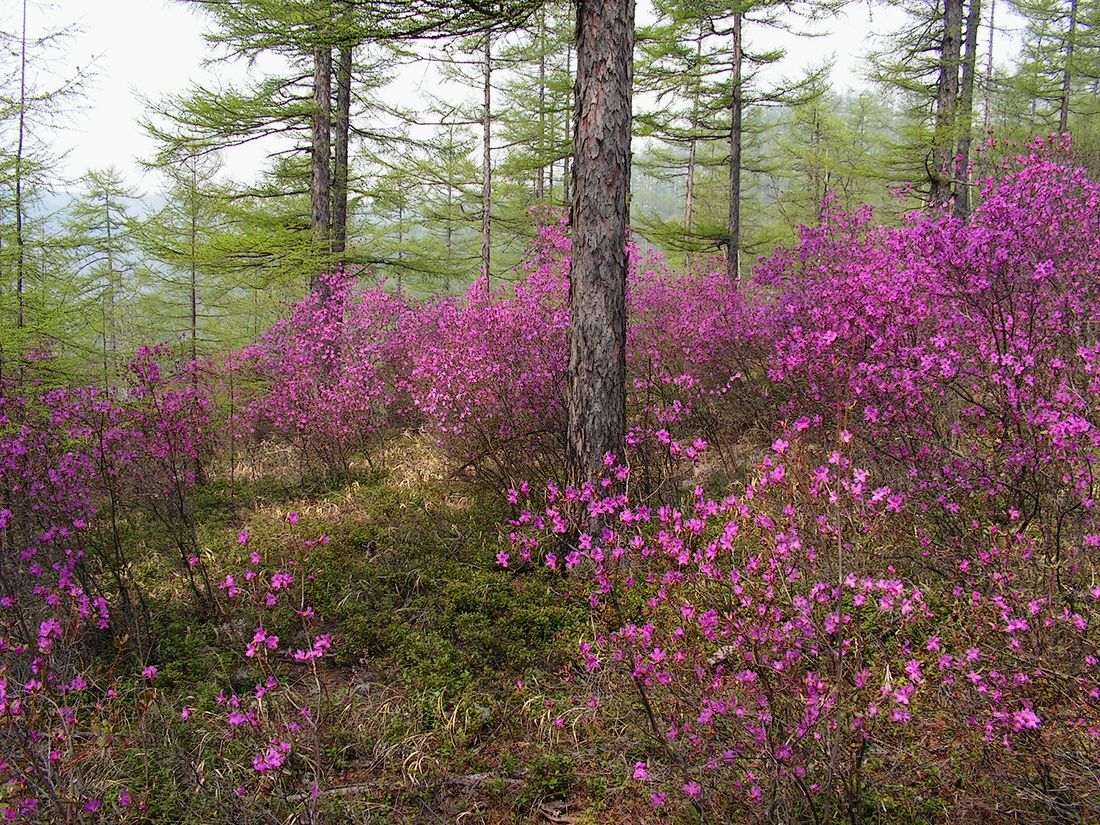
8,0,1020,193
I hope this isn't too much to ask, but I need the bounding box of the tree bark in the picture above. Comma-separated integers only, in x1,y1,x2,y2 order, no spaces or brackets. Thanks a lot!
931,0,963,205
482,35,493,292
954,0,981,218
189,159,199,364
333,43,353,259
566,0,634,484
727,11,743,283
105,194,117,376
311,44,333,287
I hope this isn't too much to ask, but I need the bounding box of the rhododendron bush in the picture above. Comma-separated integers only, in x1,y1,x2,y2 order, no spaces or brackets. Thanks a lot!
235,269,415,476
505,428,1099,822
0,351,334,819
0,347,216,819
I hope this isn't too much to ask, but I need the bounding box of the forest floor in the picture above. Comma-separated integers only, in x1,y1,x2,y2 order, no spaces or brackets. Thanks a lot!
145,434,654,824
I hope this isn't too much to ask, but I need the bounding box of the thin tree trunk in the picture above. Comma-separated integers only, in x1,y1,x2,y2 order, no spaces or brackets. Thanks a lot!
954,0,981,218
446,137,453,295
15,0,28,333
396,203,404,296
727,11,743,283
931,0,964,204
188,159,205,484
311,44,333,287
1059,0,1078,133
190,161,199,364
685,28,703,235
105,195,116,377
482,36,493,293
333,43,353,260
566,0,634,484
983,0,995,129
563,43,573,207
537,9,547,201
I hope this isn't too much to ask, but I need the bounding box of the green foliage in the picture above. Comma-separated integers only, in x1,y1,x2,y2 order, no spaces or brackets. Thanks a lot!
523,751,576,805
297,468,585,698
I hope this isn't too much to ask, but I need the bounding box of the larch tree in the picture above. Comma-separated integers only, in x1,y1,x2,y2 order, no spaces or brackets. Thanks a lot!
64,167,139,385
870,0,984,208
1012,0,1100,131
0,0,85,374
151,0,401,290
637,0,835,279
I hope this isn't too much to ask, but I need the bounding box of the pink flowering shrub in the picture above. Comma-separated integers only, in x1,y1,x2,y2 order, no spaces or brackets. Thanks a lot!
237,269,415,476
756,141,1100,546
0,346,215,820
404,227,571,484
167,524,334,819
504,427,1099,822
403,221,768,487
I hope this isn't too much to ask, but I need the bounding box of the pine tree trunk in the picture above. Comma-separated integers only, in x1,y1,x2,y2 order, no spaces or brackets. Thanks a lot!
333,43,353,260
954,0,981,218
727,11,743,283
1060,0,1078,133
482,36,493,292
566,0,634,484
932,0,963,205
311,44,333,288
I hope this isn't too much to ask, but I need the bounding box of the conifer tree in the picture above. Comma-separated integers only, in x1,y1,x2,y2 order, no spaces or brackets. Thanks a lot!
64,168,139,384
636,0,835,278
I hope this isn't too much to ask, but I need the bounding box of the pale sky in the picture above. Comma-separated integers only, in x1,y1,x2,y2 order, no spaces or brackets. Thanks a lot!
9,0,1020,193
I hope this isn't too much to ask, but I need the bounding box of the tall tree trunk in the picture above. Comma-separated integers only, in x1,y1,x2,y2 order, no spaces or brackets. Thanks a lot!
189,160,199,365
105,195,117,377
333,43,353,260
537,9,547,201
566,0,634,484
311,44,333,288
983,0,996,129
1059,0,1078,133
15,0,28,334
727,11,743,283
685,28,703,235
954,0,982,218
482,36,493,293
396,203,404,296
188,160,205,484
563,43,573,207
445,145,454,295
931,0,964,204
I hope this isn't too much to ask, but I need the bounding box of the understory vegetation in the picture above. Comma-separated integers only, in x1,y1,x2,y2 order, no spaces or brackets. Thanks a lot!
2,141,1099,823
